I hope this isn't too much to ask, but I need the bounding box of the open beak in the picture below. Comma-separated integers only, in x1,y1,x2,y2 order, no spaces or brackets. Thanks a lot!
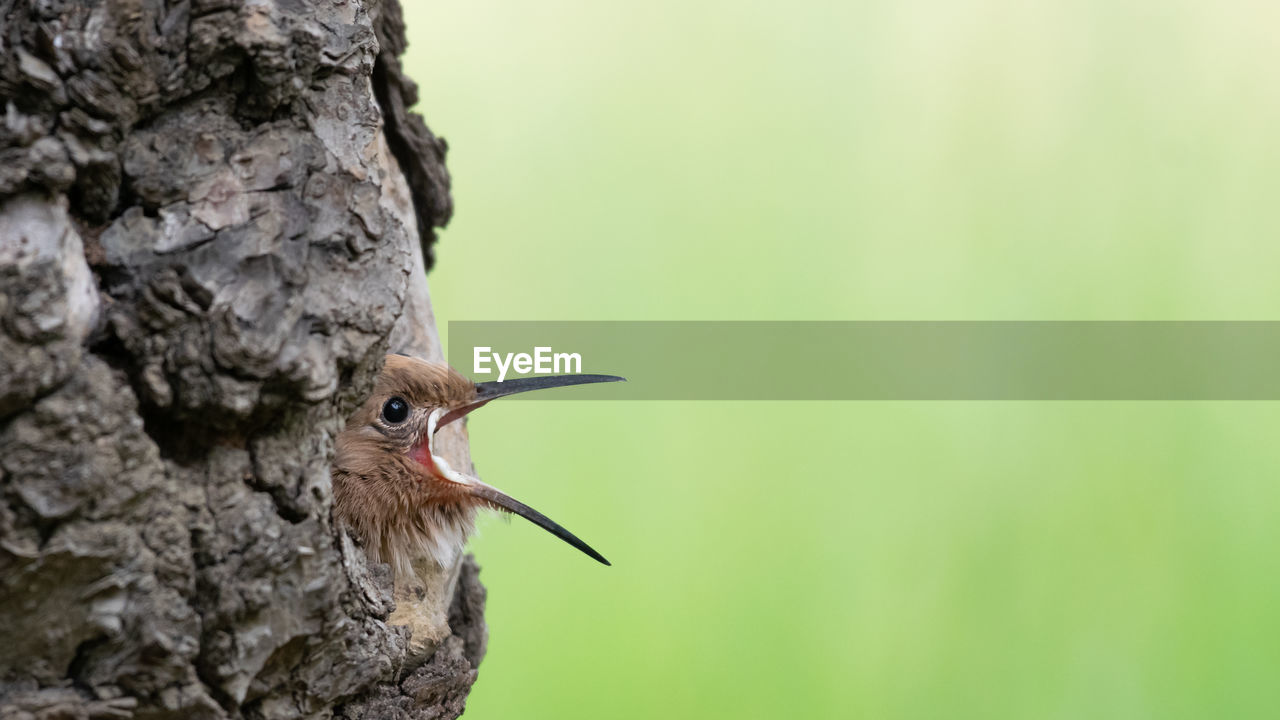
427,373,625,566
437,374,626,430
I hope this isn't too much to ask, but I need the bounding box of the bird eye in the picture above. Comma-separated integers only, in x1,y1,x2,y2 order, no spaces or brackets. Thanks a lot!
382,396,409,424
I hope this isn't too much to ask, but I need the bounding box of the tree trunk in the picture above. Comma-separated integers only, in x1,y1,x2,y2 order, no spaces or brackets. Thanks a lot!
0,0,486,717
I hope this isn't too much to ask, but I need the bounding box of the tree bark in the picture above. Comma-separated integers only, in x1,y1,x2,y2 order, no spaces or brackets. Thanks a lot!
0,0,485,718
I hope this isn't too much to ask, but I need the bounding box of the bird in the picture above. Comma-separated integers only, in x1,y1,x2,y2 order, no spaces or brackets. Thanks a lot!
332,354,623,580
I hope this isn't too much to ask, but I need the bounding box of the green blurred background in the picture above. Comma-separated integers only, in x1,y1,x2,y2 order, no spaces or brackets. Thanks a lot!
400,1,1280,717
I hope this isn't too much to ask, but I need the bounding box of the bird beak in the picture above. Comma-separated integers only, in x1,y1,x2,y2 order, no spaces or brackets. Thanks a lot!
436,374,626,430
469,482,612,566
425,374,624,566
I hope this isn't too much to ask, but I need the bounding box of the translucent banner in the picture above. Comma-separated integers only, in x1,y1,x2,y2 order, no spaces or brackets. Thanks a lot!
446,321,1280,400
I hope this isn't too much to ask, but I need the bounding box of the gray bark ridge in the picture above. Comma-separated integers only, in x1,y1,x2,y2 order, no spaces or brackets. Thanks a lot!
0,0,481,718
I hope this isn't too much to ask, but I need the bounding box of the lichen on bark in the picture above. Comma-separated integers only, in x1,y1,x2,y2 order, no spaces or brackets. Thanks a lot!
0,0,482,718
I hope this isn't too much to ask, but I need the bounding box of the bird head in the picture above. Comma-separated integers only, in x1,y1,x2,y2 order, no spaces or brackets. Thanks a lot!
333,354,622,573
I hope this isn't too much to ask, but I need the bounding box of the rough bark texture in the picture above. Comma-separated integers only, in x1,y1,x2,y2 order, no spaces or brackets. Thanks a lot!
0,0,485,718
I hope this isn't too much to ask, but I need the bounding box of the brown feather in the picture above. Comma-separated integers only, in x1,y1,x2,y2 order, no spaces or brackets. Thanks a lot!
332,355,479,579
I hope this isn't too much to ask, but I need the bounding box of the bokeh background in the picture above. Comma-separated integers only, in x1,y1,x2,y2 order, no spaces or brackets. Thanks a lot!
400,1,1280,717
